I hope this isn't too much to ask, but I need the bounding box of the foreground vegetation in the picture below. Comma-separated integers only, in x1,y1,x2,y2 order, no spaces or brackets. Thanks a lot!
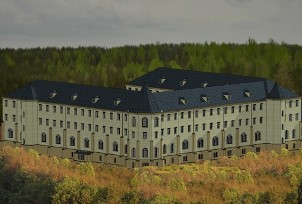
1,40,302,117
1,146,302,203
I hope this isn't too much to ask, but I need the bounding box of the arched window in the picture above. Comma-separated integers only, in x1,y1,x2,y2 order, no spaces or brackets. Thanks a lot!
226,134,233,144
8,128,13,138
154,117,159,127
170,143,174,153
70,136,75,146
41,132,47,142
113,141,118,152
182,139,189,150
241,132,247,143
292,129,296,139
285,130,289,139
255,131,261,141
142,148,148,158
197,138,204,148
98,139,103,150
212,136,219,146
154,147,159,157
142,117,148,127
84,138,90,148
163,144,167,154
132,148,136,157
56,134,61,144
124,144,128,154
132,117,136,127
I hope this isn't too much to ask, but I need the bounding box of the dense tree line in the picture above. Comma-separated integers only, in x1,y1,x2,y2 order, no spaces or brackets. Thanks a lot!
1,39,302,117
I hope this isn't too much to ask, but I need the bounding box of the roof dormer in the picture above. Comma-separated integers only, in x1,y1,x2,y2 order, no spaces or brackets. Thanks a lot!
114,98,121,106
159,77,166,84
222,92,231,100
200,94,209,102
92,96,99,103
180,79,187,87
201,81,208,88
243,90,251,98
49,91,57,98
179,97,188,105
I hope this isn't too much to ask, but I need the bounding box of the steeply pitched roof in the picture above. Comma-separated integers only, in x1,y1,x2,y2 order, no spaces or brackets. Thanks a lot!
128,67,266,90
5,69,299,113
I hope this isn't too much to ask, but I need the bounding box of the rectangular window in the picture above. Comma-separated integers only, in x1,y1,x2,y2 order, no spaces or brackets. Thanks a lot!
174,113,178,120
110,127,113,134
246,118,249,126
74,108,77,115
74,122,77,129
181,112,184,119
60,106,63,114
174,127,177,134
143,132,147,139
289,100,292,108
67,121,70,129
239,119,242,126
5,100,8,107
242,149,246,155
46,119,49,126
210,123,213,130
46,105,49,112
217,122,220,129
188,125,191,132
203,123,206,131
195,110,198,118
39,104,42,111
231,106,235,113
67,107,70,114
88,110,92,117
132,131,135,138
260,103,263,110
210,109,213,116
81,123,84,130
95,111,99,118
88,124,91,131
53,106,56,113
239,106,242,113
81,109,84,116
117,128,120,135
161,114,164,122
296,100,299,107
124,114,128,121
103,112,106,119
296,113,299,121
203,110,206,117
217,108,220,115
167,114,171,121
95,125,99,132
246,105,249,112
60,120,63,128
53,120,56,127
167,128,171,135
183,156,188,162
224,121,227,128
103,126,106,133
231,120,234,127
110,112,113,120
224,107,227,114
180,126,184,133
289,114,292,121
253,104,256,111
117,113,121,121
195,124,198,132
161,129,164,136
39,118,42,125
253,118,256,125
124,128,127,136
13,115,16,122
155,131,158,139
188,111,191,118
260,117,263,124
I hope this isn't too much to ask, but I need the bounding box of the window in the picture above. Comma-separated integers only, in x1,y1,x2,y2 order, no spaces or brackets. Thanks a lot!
124,114,127,121
39,118,42,125
132,148,136,157
195,110,198,118
285,130,289,139
253,118,256,125
60,120,63,128
246,119,249,126
161,114,164,122
182,140,189,150
161,128,164,136
102,112,106,119
56,134,61,144
253,104,256,111
12,115,16,122
198,154,203,160
203,110,206,117
289,100,292,108
296,100,299,107
212,136,219,146
197,138,204,148
124,128,128,136
210,123,213,130
210,109,213,116
195,124,198,132
224,121,227,128
70,137,75,146
46,105,49,112
167,128,171,135
260,117,263,124
224,107,227,114
242,148,246,155
110,113,113,119
239,106,242,113
155,131,158,139
154,147,159,157
255,131,261,141
226,134,233,144
167,114,171,121
154,117,159,127
163,144,167,154
188,111,191,118
66,107,70,114
217,122,220,129
292,129,296,139
88,124,91,131
53,120,56,127
117,128,120,135
241,132,247,142
95,111,99,118
217,108,220,115
256,147,261,153
124,144,128,154
46,119,49,126
203,123,206,131
98,140,103,150
113,141,118,152
132,117,136,127
142,117,148,127
41,132,47,142
60,106,63,114
260,103,263,110
117,113,121,120
74,108,77,115
239,119,242,126
53,106,57,113
131,131,135,139
289,114,292,121
231,106,235,113
227,150,232,157
78,154,84,160
142,148,148,158
183,156,188,162
213,152,218,158
246,105,249,112
174,113,178,120
95,125,99,132
231,120,234,127
296,113,299,121
170,143,174,153
39,104,42,111
4,100,7,107
174,127,177,134
84,138,89,148
143,132,147,139
188,125,191,132
180,126,184,133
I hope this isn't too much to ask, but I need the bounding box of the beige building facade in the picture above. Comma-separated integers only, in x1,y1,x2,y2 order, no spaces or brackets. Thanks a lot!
1,67,301,168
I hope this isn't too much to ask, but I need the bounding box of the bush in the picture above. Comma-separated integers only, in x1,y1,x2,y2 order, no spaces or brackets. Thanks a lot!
77,162,95,177
120,191,140,204
151,193,181,204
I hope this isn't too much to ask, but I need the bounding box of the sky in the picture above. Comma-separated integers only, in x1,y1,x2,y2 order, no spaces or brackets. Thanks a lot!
0,0,302,48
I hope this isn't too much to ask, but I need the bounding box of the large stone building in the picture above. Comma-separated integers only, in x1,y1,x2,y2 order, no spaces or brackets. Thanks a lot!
1,67,301,168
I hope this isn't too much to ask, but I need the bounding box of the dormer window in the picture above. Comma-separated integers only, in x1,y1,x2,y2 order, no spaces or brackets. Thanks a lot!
243,90,251,98
201,82,208,88
159,77,166,84
114,98,121,106
179,97,188,105
200,94,209,102
92,96,99,103
180,79,187,86
71,93,78,101
50,91,57,98
222,92,231,100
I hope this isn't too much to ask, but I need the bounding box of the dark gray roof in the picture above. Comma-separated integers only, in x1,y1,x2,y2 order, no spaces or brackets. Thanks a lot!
5,73,298,113
128,67,266,90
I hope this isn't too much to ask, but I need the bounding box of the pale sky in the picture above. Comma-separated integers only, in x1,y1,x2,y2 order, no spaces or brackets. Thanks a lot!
0,0,302,48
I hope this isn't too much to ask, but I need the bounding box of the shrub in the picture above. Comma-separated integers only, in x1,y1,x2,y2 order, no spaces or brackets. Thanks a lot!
77,162,95,178
168,178,187,191
120,191,139,204
151,193,180,204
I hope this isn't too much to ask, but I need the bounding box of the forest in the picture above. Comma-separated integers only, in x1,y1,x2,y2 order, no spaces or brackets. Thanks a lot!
2,146,302,203
1,39,302,117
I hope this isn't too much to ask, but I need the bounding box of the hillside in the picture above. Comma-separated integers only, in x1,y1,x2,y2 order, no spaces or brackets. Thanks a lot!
1,40,302,118
1,146,302,203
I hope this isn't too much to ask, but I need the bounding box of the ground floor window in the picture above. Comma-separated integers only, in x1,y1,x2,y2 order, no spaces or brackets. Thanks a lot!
78,154,84,160
213,152,218,158
256,147,261,153
227,150,232,157
242,148,246,155
183,156,188,162
198,154,203,160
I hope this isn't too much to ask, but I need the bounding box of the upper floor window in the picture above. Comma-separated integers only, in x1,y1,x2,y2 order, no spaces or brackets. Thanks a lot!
292,129,296,139
296,100,299,107
81,109,84,116
132,117,136,127
142,148,148,158
212,136,219,146
70,137,75,146
74,108,77,115
12,101,16,108
163,144,167,154
4,100,8,107
241,132,247,143
289,100,292,108
98,139,104,150
8,128,13,138
197,138,204,148
246,105,249,112
39,104,42,111
285,130,289,139
56,134,61,144
226,134,233,144
84,138,90,148
170,143,174,153
142,117,148,127
60,106,63,114
182,139,189,150
260,103,263,110
143,132,147,139
113,141,118,152
255,131,261,141
154,117,159,127
132,148,136,157
41,132,47,142
154,147,159,157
